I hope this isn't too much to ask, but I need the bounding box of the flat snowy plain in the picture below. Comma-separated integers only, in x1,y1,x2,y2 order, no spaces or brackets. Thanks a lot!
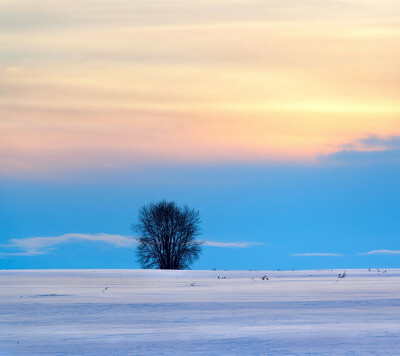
1,269,400,355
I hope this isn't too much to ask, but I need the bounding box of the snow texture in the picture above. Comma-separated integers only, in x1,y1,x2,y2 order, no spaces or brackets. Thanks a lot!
1,269,400,355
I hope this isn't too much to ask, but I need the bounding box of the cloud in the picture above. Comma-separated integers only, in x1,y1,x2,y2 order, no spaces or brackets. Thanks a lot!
0,233,259,257
291,252,344,257
0,233,138,257
324,149,400,164
359,135,400,150
204,241,263,248
359,249,400,255
4,66,22,73
321,135,400,164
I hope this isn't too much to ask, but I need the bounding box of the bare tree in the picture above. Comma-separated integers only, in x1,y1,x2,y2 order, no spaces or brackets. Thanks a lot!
132,200,203,269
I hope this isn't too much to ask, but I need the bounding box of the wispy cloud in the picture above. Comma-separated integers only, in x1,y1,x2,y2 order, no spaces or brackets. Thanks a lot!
0,233,137,257
291,252,344,257
321,135,400,164
359,135,400,150
0,233,259,257
359,249,400,255
204,241,263,248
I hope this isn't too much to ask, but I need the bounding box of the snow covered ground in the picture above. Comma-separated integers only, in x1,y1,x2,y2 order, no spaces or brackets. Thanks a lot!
1,269,400,355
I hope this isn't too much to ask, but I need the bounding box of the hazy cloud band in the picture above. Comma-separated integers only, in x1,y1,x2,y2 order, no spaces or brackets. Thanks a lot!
0,233,259,257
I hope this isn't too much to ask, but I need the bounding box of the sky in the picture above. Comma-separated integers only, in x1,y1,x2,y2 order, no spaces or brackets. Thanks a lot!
1,0,400,270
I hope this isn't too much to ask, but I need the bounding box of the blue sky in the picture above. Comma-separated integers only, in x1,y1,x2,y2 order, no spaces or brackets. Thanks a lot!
1,157,400,270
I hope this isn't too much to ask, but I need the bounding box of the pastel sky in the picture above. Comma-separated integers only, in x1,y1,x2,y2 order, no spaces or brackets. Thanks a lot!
1,0,400,270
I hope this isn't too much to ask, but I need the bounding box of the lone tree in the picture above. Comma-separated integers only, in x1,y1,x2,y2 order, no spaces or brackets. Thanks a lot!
132,200,203,269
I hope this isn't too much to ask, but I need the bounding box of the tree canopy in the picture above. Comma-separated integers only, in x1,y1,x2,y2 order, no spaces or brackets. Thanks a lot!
132,200,203,269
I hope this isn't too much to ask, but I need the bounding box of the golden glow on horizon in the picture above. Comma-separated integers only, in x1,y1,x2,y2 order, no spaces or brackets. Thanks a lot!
1,0,400,176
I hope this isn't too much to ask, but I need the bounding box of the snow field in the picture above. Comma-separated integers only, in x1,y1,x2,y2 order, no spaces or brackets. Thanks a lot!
1,269,400,355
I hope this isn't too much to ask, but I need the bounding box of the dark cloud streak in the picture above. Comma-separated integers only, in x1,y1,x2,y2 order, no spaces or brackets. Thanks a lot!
321,135,400,164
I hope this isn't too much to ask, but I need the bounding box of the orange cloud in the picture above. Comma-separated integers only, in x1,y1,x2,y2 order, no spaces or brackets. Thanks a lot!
1,0,400,177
